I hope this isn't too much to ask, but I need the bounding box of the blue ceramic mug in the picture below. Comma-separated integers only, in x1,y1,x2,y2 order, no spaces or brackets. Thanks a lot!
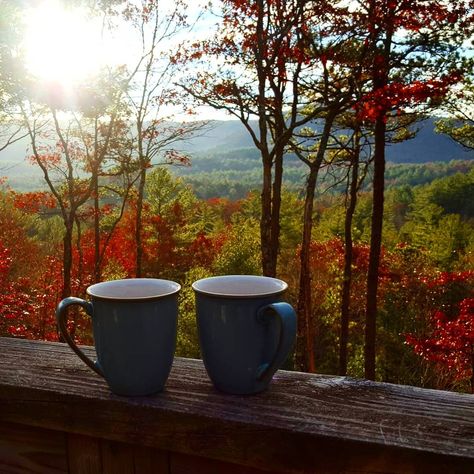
192,275,297,394
56,278,180,396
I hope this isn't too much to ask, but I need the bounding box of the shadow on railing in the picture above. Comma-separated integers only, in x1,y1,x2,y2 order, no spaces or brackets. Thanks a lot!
0,337,473,473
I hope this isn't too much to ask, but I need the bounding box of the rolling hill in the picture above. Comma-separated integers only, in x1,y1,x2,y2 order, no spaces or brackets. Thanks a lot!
1,118,472,192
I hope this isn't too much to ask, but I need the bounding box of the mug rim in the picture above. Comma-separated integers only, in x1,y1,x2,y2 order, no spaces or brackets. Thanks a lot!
86,278,181,301
192,275,288,298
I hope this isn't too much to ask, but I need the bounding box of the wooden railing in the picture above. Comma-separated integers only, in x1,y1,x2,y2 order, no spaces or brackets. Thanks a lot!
0,336,473,473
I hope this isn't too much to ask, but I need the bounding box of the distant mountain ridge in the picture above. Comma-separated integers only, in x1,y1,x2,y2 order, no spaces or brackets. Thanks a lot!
1,117,472,190
181,118,474,163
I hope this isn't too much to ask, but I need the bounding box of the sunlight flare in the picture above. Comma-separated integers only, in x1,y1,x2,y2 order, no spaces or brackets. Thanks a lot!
23,0,107,87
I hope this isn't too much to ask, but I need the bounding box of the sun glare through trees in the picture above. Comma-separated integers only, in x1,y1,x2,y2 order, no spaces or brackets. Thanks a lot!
23,1,112,87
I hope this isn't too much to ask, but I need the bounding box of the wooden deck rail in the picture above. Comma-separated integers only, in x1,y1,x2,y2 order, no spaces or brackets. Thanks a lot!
0,337,473,473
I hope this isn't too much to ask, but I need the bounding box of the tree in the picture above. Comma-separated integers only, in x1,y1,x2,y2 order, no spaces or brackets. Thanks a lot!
353,0,472,380
287,0,383,371
213,218,261,275
337,123,368,375
178,0,329,277
405,272,474,393
177,266,211,358
0,240,35,338
0,1,28,153
145,167,196,217
0,188,59,341
436,80,474,150
19,83,131,298
71,73,138,283
0,187,44,278
400,171,474,270
118,0,206,277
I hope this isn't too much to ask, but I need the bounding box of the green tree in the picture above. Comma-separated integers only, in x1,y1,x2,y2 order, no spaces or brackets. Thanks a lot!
436,80,474,151
385,185,414,232
213,219,261,276
176,266,211,358
146,167,196,218
401,172,474,269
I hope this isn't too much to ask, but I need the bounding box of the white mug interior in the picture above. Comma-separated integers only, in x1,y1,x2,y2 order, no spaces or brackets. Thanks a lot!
86,278,181,300
192,275,287,298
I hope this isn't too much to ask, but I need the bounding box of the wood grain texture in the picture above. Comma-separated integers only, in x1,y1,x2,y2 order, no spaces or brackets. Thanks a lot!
170,452,272,474
100,440,168,474
0,421,68,474
130,445,168,474
67,434,101,474
0,337,473,473
100,440,135,474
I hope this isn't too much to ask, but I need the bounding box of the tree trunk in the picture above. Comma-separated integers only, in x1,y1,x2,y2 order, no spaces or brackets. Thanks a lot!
135,167,147,278
255,0,276,277
75,217,84,291
62,221,74,300
364,25,392,381
364,116,386,380
93,172,101,283
295,116,335,372
339,132,360,376
58,220,75,343
470,345,474,394
260,154,274,277
269,147,284,277
295,164,318,373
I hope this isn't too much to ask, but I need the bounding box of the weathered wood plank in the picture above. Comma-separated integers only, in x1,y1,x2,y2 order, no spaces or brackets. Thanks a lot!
99,440,169,474
0,337,473,473
67,435,168,474
67,434,102,474
131,445,168,474
100,440,135,474
0,421,68,474
170,452,271,474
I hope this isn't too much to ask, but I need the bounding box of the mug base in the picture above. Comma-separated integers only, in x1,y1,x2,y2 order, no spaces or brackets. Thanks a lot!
213,384,269,395
108,385,165,397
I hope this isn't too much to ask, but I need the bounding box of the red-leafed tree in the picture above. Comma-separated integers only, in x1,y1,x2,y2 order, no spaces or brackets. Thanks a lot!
353,0,473,380
187,231,226,269
178,0,331,278
405,271,474,393
0,188,56,340
0,241,35,338
11,191,56,214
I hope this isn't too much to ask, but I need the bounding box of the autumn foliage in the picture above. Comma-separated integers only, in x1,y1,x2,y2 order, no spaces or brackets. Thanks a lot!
1,175,473,392
405,272,474,392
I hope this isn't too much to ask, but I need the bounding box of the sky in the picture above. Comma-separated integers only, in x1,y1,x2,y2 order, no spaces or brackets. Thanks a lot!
20,0,229,121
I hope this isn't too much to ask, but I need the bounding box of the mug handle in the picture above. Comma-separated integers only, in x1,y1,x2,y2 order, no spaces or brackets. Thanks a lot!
256,302,297,382
56,297,104,377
